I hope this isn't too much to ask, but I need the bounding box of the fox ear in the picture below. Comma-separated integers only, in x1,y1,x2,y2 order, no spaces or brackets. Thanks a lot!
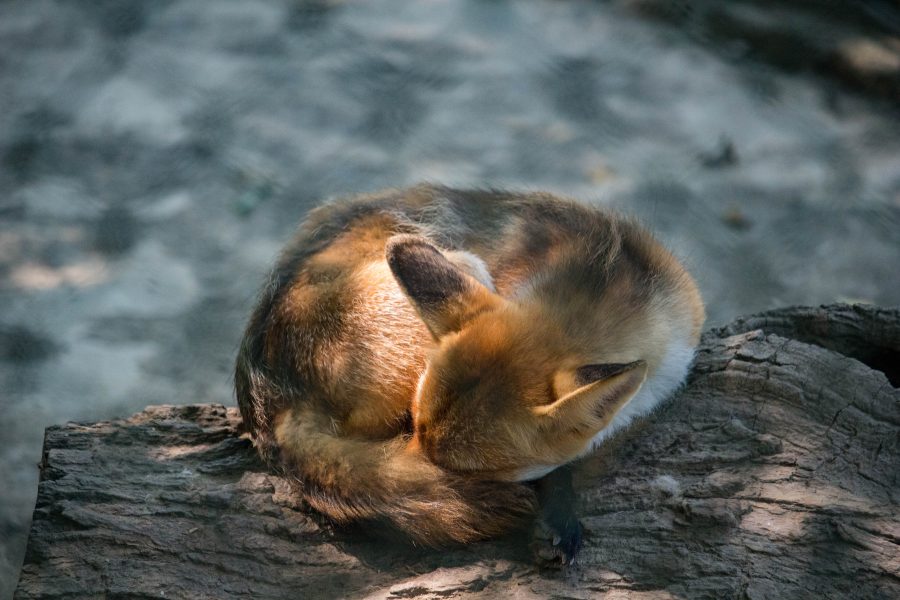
536,361,647,438
386,235,503,339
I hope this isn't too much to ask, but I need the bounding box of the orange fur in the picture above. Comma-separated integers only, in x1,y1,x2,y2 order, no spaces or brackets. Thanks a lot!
235,185,704,543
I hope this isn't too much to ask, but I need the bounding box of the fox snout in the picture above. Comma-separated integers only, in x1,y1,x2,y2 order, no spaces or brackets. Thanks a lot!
413,419,477,473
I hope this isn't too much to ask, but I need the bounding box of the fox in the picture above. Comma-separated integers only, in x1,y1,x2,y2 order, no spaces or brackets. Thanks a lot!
235,184,705,562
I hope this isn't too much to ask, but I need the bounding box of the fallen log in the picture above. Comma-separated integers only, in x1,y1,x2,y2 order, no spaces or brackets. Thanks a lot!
14,304,900,599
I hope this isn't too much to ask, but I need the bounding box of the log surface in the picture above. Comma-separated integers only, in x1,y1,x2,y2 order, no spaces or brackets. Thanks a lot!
14,304,900,599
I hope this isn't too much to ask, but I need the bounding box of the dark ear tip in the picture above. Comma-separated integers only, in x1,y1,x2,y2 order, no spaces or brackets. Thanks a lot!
385,233,425,249
575,360,647,386
385,234,434,261
385,236,449,284
630,360,649,378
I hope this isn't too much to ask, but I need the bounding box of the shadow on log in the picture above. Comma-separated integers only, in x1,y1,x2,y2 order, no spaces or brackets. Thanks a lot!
14,304,900,599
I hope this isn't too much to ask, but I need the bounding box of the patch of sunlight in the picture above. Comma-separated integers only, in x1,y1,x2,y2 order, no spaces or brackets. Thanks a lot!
740,504,807,539
750,481,878,514
8,258,109,290
149,444,214,460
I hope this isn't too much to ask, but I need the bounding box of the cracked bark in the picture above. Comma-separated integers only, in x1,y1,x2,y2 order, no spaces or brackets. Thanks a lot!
14,304,900,599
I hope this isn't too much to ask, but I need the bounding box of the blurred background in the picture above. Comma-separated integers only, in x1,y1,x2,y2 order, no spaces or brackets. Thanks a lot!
1,0,898,593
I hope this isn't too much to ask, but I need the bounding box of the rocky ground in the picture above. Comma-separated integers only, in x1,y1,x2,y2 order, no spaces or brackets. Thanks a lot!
1,0,898,595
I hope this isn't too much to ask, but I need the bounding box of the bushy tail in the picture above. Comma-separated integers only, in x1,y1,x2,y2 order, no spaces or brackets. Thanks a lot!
268,406,536,545
234,293,536,544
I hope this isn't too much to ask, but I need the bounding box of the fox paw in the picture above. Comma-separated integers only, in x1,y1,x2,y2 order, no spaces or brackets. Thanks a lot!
530,515,583,566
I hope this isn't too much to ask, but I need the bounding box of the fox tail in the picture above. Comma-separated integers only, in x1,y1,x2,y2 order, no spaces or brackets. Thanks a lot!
265,405,536,545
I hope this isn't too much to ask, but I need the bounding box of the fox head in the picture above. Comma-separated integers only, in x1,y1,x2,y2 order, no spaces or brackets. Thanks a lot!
386,234,648,481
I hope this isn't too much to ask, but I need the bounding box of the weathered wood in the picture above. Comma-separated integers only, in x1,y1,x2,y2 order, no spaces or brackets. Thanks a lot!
14,304,900,599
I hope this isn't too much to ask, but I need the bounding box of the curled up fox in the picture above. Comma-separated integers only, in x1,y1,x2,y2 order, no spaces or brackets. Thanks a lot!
235,185,705,562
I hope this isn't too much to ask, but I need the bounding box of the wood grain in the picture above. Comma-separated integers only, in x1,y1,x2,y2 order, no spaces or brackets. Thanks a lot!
15,304,899,599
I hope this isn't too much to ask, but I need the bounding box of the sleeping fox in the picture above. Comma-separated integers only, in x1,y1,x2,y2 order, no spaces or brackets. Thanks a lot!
235,185,704,561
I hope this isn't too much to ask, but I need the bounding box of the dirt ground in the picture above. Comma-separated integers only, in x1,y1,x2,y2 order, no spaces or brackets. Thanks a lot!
1,1,898,594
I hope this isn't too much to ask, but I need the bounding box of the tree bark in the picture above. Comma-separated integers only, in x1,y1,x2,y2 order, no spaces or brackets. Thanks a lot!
14,304,900,599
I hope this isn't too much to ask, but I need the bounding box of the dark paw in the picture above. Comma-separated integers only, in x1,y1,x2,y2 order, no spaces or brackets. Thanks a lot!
530,515,583,566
